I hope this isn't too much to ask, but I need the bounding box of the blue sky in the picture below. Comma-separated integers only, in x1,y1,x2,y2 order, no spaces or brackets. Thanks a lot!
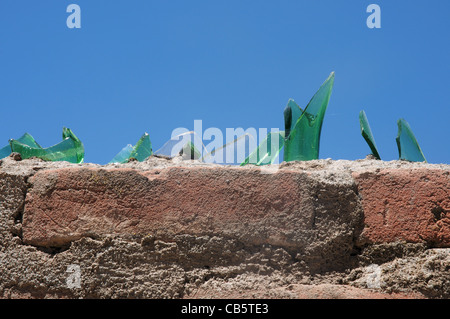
1,0,449,164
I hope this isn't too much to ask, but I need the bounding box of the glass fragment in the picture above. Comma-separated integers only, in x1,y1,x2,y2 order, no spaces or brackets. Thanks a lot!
0,133,41,159
109,133,152,163
359,110,381,160
0,145,11,159
283,72,335,161
396,119,426,162
109,144,134,164
241,131,285,166
9,127,85,163
180,141,202,160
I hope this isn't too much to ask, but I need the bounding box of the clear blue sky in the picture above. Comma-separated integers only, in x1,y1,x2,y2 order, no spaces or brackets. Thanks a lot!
1,0,449,164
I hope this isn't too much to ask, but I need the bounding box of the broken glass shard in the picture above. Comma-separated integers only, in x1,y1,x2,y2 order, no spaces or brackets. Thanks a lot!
61,128,85,163
9,127,85,163
180,141,202,160
0,145,11,159
283,72,335,162
128,133,152,162
16,133,42,149
359,110,381,160
241,131,285,166
109,144,134,164
109,133,152,163
283,99,305,140
0,133,42,159
396,118,426,162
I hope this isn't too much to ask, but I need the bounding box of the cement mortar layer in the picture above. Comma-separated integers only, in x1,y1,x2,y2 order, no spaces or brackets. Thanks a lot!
1,154,449,176
0,155,449,299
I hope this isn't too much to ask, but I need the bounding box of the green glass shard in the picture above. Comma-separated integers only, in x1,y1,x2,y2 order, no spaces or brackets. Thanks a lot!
284,99,305,140
9,128,85,163
241,131,285,166
16,133,42,149
0,133,41,159
109,133,152,163
0,145,11,159
359,110,381,160
109,144,134,164
396,119,426,162
61,128,85,163
128,133,152,161
283,72,335,162
180,141,202,160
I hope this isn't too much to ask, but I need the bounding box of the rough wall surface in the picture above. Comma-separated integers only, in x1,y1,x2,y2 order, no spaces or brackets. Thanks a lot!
0,155,448,299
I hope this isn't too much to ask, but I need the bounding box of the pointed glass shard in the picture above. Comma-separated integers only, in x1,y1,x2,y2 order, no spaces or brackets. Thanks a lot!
128,133,152,162
396,119,426,162
0,133,42,159
17,133,42,149
109,144,134,164
9,127,85,163
241,131,285,166
109,133,152,163
180,141,202,160
283,72,335,162
61,128,85,163
359,110,381,160
284,99,305,140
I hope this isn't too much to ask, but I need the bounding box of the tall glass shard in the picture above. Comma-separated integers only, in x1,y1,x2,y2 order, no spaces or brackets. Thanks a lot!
359,110,381,160
61,128,85,163
9,127,85,163
396,119,426,162
109,133,152,163
241,131,285,166
283,72,335,162
284,99,305,139
0,133,41,159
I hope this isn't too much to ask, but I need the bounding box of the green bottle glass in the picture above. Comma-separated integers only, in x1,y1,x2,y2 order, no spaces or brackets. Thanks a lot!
283,72,335,161
109,133,152,163
241,131,285,166
9,127,85,163
396,119,426,162
0,133,42,159
359,110,381,160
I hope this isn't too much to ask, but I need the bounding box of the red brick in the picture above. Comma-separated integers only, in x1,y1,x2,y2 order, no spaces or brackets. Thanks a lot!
353,168,450,247
22,167,320,247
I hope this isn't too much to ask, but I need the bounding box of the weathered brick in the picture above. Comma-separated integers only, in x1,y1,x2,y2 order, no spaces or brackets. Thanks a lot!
22,165,361,274
353,169,450,247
